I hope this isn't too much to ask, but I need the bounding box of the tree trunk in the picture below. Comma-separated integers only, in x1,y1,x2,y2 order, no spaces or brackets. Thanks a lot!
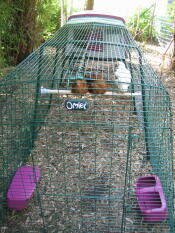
85,0,94,10
134,9,140,40
69,0,74,16
7,0,38,64
148,3,156,42
61,0,66,26
67,0,74,17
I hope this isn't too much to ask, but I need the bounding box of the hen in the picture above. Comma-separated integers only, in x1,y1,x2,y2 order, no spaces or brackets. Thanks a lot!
115,61,132,92
87,74,107,94
71,79,89,94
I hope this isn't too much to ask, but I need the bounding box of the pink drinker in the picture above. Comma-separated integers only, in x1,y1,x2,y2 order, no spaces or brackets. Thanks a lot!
7,166,40,211
135,175,168,222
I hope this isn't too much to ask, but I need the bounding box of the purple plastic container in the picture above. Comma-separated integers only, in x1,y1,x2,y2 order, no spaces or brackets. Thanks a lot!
135,175,168,222
7,166,40,211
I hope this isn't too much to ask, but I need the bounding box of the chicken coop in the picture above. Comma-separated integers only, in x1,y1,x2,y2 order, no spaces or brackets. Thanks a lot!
0,11,174,233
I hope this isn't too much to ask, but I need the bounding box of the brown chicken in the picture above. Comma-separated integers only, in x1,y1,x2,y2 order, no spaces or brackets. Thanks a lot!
71,79,89,94
86,74,108,94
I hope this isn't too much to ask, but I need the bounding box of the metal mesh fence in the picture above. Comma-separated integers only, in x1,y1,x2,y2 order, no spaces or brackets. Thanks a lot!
0,14,174,233
156,16,173,47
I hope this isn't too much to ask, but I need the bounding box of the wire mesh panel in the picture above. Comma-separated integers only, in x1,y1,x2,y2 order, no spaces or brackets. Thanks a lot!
0,11,174,233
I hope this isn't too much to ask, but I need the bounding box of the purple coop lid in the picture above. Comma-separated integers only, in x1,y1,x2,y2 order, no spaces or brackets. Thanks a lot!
68,10,125,24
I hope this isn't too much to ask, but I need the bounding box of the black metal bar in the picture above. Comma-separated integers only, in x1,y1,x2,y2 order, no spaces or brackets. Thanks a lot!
48,47,60,107
31,46,44,148
136,48,151,160
121,126,133,232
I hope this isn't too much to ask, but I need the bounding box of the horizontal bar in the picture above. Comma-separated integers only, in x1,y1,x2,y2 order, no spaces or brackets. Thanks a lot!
40,87,141,97
67,39,137,49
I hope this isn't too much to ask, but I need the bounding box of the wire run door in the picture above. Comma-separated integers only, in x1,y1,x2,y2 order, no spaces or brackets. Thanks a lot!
30,93,142,233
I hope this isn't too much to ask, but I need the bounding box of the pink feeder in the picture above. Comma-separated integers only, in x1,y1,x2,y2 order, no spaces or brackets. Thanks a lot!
135,175,168,222
7,166,40,211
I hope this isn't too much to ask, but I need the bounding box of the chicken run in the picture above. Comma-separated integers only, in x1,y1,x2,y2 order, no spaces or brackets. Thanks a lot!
0,11,174,233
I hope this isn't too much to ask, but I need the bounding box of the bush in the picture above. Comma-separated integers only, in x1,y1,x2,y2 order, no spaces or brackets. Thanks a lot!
0,2,16,67
127,5,158,43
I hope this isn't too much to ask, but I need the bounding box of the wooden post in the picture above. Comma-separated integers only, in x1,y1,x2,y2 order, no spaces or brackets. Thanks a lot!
85,0,94,10
148,2,156,42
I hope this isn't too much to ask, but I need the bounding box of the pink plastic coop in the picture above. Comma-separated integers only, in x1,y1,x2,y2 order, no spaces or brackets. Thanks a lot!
7,166,40,211
65,11,127,61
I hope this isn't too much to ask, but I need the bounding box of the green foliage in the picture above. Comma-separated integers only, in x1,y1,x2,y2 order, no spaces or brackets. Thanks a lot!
36,0,82,41
128,6,158,43
37,0,61,41
0,1,39,65
167,1,175,70
0,2,16,68
36,0,83,41
167,0,175,20
0,0,62,67
165,0,175,35
0,0,84,68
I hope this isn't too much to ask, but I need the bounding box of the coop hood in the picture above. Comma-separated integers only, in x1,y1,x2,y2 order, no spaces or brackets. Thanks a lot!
67,10,125,26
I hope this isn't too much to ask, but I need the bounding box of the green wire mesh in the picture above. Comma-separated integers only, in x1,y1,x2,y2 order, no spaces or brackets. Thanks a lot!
0,15,174,233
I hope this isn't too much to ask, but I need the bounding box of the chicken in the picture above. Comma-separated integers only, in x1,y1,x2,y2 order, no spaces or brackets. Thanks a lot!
115,61,132,92
71,79,89,94
86,74,107,94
